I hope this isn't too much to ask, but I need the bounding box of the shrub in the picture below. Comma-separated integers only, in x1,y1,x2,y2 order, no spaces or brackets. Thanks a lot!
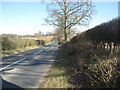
36,40,45,46
80,58,118,88
1,35,45,51
2,37,17,51
60,17,120,87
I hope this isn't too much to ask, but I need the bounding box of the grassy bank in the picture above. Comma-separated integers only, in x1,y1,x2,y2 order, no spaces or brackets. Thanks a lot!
1,46,40,57
40,17,120,88
1,42,52,57
40,47,74,88
40,43,119,88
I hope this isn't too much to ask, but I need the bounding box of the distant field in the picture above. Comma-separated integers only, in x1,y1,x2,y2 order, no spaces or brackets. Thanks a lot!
22,36,54,43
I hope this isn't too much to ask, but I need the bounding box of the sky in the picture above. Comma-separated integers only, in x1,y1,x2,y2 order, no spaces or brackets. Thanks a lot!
0,0,119,35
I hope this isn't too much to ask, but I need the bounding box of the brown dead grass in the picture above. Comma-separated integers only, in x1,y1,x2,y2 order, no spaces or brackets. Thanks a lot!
40,42,119,88
60,43,119,88
22,36,54,43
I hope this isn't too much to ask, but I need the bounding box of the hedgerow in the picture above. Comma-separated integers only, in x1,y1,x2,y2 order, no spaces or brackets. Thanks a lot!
60,17,120,88
1,35,45,51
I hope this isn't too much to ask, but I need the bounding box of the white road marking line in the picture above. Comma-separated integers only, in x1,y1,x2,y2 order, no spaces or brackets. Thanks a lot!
33,46,52,55
33,50,43,55
0,58,25,71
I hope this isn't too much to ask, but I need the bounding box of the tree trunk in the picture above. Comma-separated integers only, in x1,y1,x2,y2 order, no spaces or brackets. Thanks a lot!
64,1,68,42
64,29,67,42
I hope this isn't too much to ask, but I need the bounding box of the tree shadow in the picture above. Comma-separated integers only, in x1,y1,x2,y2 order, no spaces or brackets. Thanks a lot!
0,76,25,90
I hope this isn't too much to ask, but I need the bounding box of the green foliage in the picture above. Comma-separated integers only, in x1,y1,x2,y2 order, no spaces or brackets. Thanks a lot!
2,37,17,51
36,40,45,46
1,35,45,51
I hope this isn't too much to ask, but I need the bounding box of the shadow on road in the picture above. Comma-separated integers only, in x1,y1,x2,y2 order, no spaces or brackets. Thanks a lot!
0,76,25,90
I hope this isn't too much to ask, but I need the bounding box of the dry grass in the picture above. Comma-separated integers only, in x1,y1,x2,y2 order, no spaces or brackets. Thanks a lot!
22,36,54,43
40,48,73,88
80,58,119,88
1,46,40,57
40,42,119,88
63,43,119,88
40,66,71,88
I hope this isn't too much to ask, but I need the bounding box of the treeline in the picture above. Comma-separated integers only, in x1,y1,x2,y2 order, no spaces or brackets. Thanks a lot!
71,17,120,51
1,35,45,51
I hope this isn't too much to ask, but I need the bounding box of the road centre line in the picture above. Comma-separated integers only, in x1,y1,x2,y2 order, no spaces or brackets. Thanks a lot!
0,46,51,71
0,58,25,71
33,50,43,55
33,46,51,55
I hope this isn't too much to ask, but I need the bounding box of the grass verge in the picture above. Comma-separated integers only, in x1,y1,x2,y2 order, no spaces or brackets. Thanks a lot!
1,46,40,57
40,47,75,88
1,42,52,57
40,43,119,88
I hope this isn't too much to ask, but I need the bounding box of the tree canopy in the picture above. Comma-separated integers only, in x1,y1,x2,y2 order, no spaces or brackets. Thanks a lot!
46,0,95,41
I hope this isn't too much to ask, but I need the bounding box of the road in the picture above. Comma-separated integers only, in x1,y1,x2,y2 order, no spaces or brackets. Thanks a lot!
0,42,58,89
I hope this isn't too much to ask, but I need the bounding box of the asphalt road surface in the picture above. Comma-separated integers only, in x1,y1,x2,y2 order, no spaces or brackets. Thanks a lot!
0,42,58,89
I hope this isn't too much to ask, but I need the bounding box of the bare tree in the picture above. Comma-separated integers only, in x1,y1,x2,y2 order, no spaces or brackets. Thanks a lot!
46,0,95,42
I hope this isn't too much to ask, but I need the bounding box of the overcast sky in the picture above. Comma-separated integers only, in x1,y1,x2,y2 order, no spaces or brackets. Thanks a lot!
0,0,119,35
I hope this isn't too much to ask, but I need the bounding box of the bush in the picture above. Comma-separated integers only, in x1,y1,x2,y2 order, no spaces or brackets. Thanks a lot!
80,58,119,88
2,35,45,51
60,17,120,87
36,40,45,46
2,37,18,51
40,40,45,45
61,42,119,88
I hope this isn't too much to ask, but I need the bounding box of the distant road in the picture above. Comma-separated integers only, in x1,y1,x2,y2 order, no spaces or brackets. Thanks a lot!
0,42,58,89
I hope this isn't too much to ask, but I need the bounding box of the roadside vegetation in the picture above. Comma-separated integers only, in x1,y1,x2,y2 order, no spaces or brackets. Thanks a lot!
41,17,120,88
0,34,54,56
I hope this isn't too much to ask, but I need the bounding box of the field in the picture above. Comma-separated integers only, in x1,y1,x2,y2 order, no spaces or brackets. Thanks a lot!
22,36,54,43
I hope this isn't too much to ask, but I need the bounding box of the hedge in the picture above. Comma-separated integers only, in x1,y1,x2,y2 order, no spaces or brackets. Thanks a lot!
1,36,45,51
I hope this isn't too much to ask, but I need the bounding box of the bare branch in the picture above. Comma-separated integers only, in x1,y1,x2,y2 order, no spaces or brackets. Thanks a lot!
45,0,95,41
